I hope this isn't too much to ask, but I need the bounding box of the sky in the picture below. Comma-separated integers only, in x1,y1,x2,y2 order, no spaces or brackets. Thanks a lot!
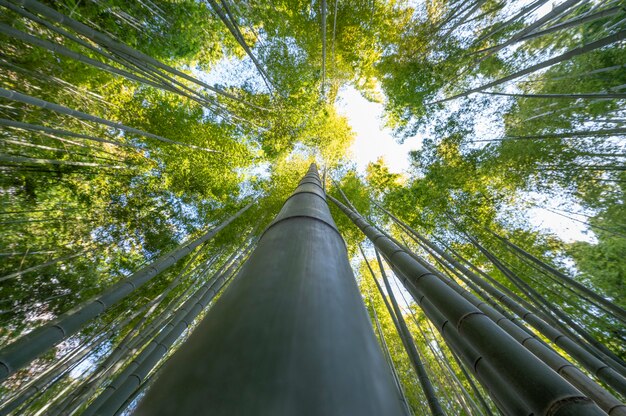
335,86,424,174
337,86,595,244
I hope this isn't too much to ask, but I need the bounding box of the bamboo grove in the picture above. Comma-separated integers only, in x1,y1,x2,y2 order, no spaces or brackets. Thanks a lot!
0,0,624,415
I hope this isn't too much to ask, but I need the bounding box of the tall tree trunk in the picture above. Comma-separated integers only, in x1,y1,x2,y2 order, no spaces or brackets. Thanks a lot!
134,164,405,415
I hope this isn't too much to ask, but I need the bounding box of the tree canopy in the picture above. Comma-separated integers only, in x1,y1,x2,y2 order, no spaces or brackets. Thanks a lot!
0,0,624,414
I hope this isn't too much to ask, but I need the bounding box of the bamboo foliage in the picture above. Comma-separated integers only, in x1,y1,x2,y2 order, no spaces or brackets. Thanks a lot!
5,0,269,111
1,0,624,413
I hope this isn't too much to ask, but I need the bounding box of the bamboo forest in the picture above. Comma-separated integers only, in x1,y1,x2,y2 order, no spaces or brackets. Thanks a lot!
0,0,625,414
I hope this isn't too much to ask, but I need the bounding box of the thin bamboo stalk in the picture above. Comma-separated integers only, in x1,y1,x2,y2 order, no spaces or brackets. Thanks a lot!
0,88,219,153
0,202,252,381
84,244,252,416
491,230,626,322
360,245,444,416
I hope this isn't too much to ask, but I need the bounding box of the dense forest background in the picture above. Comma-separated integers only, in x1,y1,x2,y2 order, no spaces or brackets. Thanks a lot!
0,0,624,414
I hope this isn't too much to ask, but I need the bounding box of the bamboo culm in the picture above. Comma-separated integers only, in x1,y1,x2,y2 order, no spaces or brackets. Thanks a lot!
52,249,218,415
406,230,626,415
360,245,443,416
375,203,626,401
83,244,252,416
368,294,413,416
0,202,252,381
464,232,626,380
329,195,605,416
134,164,405,415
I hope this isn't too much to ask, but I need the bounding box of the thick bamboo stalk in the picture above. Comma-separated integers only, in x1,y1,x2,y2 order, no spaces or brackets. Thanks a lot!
84,245,251,416
376,205,626,398
407,233,626,415
0,203,252,381
0,307,145,416
134,164,405,415
329,195,605,416
447,337,496,416
393,270,489,416
465,233,626,378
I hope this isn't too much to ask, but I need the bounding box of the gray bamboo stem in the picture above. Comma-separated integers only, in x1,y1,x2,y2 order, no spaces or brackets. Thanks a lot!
134,164,405,415
0,202,252,380
374,203,626,398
